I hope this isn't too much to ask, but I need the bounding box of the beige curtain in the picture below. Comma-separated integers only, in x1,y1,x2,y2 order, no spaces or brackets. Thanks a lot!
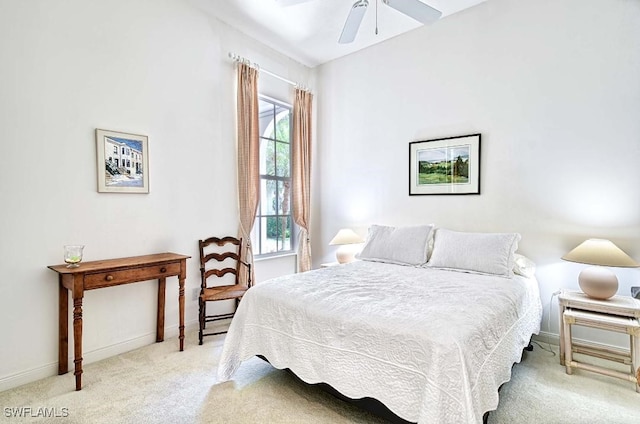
292,88,313,272
236,62,259,285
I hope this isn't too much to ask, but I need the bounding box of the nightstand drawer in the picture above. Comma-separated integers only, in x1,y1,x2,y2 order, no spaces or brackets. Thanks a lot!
85,262,181,289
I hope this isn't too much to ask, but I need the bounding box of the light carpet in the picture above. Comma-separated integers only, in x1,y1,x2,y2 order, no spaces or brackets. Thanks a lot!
1,331,638,423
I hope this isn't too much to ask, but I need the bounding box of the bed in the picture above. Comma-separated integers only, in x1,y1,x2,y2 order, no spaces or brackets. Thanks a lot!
217,226,542,424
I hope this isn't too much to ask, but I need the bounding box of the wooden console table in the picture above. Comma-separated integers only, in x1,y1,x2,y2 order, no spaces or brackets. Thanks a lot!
48,252,190,391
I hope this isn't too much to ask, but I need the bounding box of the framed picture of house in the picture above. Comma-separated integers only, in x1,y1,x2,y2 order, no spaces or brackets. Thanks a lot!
409,133,480,195
96,129,149,193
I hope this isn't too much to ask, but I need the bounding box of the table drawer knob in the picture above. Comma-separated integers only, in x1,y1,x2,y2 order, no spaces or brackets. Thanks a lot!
105,275,114,281
160,267,167,273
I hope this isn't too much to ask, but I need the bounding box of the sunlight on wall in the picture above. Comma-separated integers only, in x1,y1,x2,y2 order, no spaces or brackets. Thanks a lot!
552,177,638,228
345,193,375,225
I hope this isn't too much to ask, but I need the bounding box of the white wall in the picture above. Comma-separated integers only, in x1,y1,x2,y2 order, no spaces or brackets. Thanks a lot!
314,0,640,348
0,0,306,391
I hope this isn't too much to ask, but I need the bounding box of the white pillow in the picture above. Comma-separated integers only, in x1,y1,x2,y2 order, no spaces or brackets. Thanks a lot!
513,253,536,277
426,229,521,277
356,224,434,266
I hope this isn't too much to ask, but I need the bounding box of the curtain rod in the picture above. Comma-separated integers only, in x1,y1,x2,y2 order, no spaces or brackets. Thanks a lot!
228,52,310,92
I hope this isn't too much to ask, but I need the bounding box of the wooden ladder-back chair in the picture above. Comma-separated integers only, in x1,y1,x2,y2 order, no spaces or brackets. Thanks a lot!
198,236,252,345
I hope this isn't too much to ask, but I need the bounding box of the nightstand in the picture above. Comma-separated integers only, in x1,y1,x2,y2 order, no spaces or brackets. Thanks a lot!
558,290,640,392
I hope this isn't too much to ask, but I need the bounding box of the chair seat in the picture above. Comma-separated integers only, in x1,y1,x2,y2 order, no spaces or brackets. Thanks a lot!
201,284,248,301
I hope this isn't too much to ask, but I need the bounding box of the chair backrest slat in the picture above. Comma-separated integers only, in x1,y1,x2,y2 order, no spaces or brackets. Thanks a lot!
202,252,240,264
204,267,237,280
198,236,248,289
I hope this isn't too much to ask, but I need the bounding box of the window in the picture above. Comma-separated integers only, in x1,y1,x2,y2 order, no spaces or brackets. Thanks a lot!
251,96,293,256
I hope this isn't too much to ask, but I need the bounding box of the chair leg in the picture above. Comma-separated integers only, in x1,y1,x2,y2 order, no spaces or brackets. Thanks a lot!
198,298,204,346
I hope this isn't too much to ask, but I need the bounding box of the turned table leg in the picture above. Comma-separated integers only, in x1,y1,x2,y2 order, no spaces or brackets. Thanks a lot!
58,279,68,375
157,277,166,342
179,275,185,351
72,282,84,391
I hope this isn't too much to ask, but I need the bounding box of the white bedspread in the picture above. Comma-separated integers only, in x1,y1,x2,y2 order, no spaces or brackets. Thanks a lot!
217,261,542,424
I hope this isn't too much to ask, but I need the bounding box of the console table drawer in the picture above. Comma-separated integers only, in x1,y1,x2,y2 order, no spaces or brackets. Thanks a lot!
85,262,181,289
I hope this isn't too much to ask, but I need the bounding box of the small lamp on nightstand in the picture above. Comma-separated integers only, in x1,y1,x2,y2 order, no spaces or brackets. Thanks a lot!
562,238,639,300
329,228,364,264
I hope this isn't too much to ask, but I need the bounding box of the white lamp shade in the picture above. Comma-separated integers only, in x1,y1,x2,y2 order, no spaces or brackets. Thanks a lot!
562,239,639,300
329,229,364,246
562,239,639,267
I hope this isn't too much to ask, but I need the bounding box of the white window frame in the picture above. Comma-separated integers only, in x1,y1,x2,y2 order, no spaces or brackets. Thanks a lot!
251,95,296,258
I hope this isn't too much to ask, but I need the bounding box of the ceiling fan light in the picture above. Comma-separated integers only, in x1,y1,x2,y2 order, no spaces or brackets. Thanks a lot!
339,0,369,44
383,0,442,24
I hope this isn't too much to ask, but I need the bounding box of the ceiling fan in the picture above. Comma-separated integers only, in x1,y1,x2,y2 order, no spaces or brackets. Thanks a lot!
275,0,442,44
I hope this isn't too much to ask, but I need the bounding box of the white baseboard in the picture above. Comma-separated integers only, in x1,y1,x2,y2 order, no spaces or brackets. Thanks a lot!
0,319,199,393
532,331,630,357
533,330,560,347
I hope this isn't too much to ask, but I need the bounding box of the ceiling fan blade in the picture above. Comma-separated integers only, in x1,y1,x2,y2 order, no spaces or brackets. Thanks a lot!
339,0,369,44
383,0,442,24
274,0,313,6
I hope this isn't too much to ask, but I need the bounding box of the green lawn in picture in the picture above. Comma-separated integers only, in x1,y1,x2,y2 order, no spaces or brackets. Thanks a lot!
419,172,469,185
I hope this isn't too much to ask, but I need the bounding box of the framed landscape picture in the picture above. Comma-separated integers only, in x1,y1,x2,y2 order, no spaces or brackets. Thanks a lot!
409,134,480,195
96,129,149,193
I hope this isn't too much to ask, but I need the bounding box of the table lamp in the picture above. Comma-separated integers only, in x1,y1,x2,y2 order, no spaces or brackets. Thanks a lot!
561,238,639,300
329,228,364,264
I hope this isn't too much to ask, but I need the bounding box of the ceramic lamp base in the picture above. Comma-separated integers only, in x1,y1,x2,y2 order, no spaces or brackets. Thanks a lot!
335,245,358,264
578,266,618,300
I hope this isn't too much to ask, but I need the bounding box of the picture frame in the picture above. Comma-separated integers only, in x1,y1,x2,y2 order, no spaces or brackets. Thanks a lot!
409,133,481,195
96,129,149,193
